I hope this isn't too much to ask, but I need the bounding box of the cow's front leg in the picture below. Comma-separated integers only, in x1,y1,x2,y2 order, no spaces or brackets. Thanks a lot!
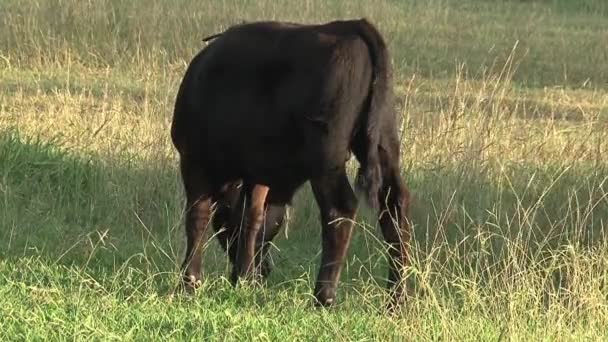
233,184,269,284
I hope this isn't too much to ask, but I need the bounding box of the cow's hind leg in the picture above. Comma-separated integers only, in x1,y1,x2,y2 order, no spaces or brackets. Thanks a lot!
310,168,358,307
378,165,411,310
179,158,213,292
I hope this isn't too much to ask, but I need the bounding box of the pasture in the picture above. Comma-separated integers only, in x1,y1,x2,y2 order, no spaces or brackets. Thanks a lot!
1,0,607,339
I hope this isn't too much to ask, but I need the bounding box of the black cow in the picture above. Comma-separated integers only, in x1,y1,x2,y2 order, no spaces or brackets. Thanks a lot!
170,18,411,308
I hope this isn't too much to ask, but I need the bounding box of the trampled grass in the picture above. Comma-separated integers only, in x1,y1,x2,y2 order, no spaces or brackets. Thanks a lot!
1,0,608,340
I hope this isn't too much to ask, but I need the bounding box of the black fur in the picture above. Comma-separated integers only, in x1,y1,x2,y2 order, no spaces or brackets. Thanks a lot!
172,18,411,308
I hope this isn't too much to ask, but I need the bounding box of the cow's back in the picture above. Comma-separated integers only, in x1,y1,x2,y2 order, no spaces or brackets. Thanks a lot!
172,20,375,189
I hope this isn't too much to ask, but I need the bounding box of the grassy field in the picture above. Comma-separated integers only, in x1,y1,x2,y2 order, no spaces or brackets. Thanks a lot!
1,0,608,339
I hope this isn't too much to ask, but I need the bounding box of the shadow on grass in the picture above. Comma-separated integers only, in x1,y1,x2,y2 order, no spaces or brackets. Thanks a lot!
0,129,325,302
1,128,607,308
0,129,202,295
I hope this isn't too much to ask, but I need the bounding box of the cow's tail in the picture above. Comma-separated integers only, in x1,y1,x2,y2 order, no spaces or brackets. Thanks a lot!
202,32,222,43
202,21,251,43
353,18,392,211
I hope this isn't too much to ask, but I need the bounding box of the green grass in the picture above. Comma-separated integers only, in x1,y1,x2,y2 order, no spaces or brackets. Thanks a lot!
1,0,608,340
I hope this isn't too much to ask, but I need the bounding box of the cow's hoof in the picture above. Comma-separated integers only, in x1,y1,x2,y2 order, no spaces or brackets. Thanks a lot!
314,297,335,308
230,268,238,287
231,271,263,288
260,259,273,278
231,263,266,287
385,285,406,314
180,274,202,294
385,297,403,315
314,288,336,308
